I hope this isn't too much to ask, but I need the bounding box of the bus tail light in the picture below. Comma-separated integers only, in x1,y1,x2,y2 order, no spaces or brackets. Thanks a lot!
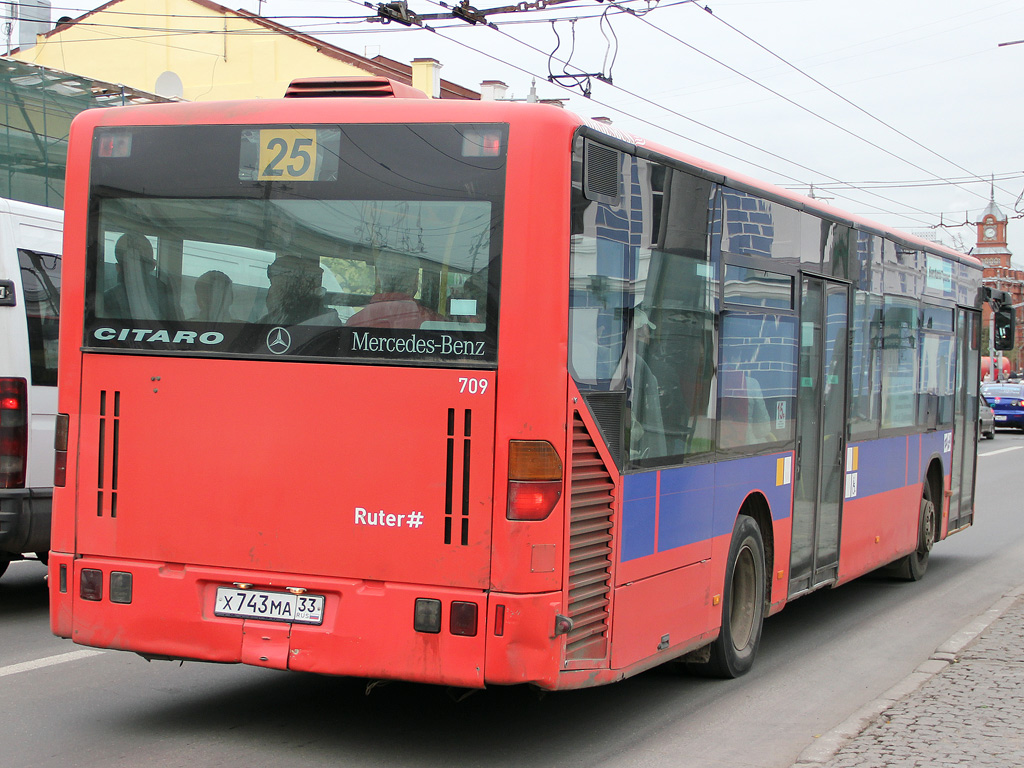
450,602,478,636
414,598,442,633
110,572,133,604
0,377,27,489
80,569,103,601
507,440,562,521
54,413,69,487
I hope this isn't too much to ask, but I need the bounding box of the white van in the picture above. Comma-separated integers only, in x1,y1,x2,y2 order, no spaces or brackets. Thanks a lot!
0,198,62,579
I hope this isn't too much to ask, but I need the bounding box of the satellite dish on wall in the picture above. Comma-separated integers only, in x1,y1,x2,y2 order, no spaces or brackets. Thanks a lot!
155,71,184,100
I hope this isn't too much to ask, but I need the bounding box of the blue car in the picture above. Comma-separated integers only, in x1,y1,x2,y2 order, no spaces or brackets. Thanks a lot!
981,382,1024,429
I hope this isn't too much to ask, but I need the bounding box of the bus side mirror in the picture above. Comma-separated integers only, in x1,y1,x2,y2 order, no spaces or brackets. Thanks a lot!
994,303,1015,351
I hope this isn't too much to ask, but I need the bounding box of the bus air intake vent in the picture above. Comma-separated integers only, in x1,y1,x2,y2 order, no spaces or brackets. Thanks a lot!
581,391,624,466
565,412,614,661
583,140,621,204
284,77,429,100
444,408,472,546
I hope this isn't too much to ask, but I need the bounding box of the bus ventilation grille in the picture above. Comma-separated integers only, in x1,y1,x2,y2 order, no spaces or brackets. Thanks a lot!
566,413,614,661
583,139,621,205
444,407,472,546
96,389,120,518
284,77,428,100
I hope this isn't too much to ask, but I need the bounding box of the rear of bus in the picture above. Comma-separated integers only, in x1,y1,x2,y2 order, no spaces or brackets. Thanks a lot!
50,92,586,689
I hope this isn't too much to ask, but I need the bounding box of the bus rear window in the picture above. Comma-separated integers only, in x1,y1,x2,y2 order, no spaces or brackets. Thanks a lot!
84,123,506,366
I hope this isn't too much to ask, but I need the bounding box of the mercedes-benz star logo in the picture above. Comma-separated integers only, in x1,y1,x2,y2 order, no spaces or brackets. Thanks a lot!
266,326,292,354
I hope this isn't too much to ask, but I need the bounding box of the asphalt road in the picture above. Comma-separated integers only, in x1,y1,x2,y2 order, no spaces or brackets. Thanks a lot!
4,431,1024,768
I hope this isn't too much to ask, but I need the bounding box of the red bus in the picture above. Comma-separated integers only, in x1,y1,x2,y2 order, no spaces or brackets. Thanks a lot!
50,78,999,689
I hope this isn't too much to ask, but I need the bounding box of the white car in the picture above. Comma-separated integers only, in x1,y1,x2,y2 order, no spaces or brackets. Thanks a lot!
979,396,995,439
0,198,63,579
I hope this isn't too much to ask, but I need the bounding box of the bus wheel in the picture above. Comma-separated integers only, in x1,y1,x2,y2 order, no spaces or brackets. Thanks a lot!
706,515,766,678
0,556,9,580
896,485,935,582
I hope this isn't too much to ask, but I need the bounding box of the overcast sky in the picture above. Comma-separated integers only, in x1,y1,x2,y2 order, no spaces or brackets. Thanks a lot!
50,0,1024,257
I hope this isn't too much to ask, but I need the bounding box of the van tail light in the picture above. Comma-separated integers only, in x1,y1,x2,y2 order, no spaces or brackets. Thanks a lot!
0,377,28,489
54,413,69,487
507,440,563,521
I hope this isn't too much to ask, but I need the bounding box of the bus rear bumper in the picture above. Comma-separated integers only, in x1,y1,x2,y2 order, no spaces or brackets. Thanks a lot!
52,556,493,688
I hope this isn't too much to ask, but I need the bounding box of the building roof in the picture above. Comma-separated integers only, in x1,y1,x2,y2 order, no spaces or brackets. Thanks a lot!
982,198,1005,222
0,57,170,207
29,0,479,100
976,244,1013,256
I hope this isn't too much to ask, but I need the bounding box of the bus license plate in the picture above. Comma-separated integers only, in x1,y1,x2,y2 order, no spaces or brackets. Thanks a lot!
214,587,325,625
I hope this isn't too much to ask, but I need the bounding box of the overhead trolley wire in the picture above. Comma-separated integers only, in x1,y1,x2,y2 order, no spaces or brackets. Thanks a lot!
696,4,1016,203
363,2,938,226
612,2,995,207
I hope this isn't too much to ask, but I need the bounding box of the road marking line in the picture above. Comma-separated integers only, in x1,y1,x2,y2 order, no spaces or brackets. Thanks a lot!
979,446,1024,457
0,649,104,678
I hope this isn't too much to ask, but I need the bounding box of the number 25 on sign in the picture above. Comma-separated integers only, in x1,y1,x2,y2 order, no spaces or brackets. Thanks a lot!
258,129,318,181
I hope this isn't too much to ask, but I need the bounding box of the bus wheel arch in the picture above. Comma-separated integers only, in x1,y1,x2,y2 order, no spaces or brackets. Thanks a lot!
706,498,770,678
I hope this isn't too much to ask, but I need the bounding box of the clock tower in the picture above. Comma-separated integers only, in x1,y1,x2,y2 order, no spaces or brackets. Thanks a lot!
975,195,1012,269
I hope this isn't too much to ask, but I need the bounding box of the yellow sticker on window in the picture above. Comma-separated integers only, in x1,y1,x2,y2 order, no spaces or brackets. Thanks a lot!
257,129,318,181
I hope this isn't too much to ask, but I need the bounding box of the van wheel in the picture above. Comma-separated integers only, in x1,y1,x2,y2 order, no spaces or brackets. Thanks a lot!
0,556,10,580
896,485,935,582
705,515,766,678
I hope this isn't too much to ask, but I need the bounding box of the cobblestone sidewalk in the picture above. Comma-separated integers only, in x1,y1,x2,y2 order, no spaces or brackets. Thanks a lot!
793,587,1024,768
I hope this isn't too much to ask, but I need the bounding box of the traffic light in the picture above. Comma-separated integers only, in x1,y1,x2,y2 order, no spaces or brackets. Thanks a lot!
990,289,1016,351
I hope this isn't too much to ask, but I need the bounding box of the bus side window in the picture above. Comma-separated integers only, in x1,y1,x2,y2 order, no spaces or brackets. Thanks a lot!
719,312,798,451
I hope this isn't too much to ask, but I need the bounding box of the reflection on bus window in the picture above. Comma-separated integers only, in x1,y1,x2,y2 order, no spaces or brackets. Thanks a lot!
719,313,798,450
346,251,441,329
569,151,718,467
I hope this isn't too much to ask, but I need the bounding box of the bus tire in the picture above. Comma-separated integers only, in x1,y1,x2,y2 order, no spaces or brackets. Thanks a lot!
0,556,9,580
706,514,766,678
895,485,935,582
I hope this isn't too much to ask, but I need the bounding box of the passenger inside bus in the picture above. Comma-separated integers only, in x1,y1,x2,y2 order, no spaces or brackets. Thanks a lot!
191,270,235,322
102,232,180,320
260,255,340,326
346,251,442,329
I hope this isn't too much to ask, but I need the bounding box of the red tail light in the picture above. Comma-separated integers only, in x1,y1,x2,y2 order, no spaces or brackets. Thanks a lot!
0,378,28,489
507,440,563,521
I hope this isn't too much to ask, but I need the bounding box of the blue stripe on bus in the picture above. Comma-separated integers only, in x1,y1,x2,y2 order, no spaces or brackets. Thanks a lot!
658,463,715,553
850,432,950,499
852,436,909,499
620,432,952,564
621,453,794,562
621,473,657,561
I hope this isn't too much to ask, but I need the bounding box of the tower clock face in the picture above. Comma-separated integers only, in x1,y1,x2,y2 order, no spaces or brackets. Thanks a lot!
985,226,997,239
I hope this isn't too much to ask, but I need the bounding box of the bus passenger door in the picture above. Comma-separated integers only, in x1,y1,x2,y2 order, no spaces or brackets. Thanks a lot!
790,277,850,595
948,308,980,532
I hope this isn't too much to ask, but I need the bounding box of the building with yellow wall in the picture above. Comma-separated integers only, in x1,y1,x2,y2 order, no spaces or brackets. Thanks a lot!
10,0,478,101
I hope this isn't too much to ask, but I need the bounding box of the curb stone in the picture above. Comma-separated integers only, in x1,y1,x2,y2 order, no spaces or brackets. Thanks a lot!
791,584,1024,767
